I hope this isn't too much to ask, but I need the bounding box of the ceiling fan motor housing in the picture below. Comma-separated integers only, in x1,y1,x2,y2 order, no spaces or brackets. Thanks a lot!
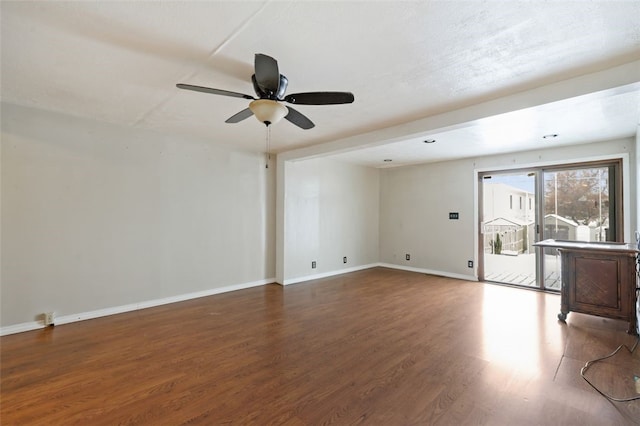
252,74,288,100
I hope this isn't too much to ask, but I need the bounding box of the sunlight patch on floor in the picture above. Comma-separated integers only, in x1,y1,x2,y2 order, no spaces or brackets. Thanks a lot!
480,285,543,376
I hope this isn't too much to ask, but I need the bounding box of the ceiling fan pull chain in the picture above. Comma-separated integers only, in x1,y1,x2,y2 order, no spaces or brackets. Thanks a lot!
265,124,271,169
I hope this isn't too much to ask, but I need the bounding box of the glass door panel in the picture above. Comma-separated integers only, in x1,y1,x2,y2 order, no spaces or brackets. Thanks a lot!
541,165,616,290
481,172,537,287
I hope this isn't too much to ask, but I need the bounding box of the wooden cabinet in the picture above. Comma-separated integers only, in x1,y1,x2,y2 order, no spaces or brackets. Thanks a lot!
536,240,639,335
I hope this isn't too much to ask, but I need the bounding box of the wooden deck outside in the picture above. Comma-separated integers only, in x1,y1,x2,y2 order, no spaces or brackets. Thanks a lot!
486,270,561,289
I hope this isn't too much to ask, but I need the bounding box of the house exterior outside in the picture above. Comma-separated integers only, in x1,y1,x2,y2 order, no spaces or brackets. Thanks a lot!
482,183,535,254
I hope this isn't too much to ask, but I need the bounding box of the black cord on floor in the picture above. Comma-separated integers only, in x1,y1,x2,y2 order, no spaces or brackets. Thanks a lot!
579,251,640,402
580,335,639,402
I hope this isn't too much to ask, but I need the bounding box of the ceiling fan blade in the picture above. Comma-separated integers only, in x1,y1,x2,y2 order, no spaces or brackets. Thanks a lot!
284,92,354,105
254,54,280,95
225,108,254,123
284,106,315,130
176,84,254,100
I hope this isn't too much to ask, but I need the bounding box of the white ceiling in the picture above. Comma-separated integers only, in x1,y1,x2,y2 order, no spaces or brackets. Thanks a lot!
2,1,639,167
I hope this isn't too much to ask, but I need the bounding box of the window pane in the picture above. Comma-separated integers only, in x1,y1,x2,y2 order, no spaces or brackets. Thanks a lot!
543,167,610,241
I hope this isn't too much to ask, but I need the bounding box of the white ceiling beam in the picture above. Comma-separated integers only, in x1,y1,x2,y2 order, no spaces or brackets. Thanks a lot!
280,60,640,162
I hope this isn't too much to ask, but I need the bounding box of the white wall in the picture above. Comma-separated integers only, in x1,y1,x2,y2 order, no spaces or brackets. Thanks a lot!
1,103,275,331
380,158,476,279
280,158,379,284
379,138,636,280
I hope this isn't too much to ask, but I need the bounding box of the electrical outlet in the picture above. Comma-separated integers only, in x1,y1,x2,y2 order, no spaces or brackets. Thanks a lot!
44,312,54,326
449,212,459,220
343,256,347,264
468,260,473,268
312,261,316,269
406,254,410,261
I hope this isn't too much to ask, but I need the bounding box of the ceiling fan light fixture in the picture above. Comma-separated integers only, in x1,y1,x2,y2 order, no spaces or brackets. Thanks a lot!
249,99,288,126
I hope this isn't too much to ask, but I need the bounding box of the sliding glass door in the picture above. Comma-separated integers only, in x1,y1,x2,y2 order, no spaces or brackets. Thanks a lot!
480,160,621,291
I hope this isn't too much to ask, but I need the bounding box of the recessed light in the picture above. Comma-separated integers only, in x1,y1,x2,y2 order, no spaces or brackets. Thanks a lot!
423,139,436,144
383,159,392,162
542,134,558,139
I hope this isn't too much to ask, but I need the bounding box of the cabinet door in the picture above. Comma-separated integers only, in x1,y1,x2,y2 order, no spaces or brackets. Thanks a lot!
568,253,624,319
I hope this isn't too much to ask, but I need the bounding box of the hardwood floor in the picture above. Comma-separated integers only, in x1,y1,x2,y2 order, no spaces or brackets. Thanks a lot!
2,268,639,425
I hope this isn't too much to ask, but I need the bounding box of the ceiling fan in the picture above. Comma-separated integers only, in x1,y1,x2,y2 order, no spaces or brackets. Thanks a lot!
177,53,354,129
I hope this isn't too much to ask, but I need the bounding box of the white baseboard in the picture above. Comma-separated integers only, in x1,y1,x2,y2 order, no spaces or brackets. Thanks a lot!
377,263,478,282
1,265,475,336
281,263,379,285
0,278,274,336
281,262,477,285
0,321,44,336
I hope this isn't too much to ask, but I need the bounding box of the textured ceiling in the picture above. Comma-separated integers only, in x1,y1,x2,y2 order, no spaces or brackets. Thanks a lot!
2,1,639,164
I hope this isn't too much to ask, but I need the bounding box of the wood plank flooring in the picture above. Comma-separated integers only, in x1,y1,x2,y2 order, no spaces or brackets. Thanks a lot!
2,268,639,425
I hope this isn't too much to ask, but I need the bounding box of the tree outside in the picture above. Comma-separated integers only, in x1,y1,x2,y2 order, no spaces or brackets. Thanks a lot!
544,168,609,226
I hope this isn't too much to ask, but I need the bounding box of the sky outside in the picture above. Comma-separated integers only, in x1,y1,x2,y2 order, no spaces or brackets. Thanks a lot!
485,173,535,193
